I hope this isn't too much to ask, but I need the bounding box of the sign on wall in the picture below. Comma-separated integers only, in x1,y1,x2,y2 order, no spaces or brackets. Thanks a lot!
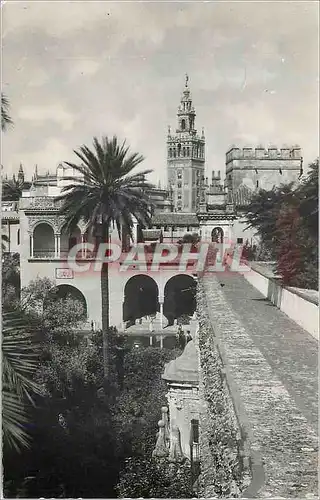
55,268,74,279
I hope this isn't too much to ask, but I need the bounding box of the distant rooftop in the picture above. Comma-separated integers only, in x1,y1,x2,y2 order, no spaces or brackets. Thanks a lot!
151,212,199,226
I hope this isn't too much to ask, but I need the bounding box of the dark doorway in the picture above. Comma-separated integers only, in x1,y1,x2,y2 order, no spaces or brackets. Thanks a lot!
211,227,224,243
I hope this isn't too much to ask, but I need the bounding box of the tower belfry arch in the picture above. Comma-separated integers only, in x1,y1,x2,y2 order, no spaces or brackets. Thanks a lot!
167,76,205,213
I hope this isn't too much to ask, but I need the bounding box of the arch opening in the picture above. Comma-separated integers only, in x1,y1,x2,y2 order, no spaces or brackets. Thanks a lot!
33,223,55,258
163,274,196,325
211,227,224,244
123,275,159,326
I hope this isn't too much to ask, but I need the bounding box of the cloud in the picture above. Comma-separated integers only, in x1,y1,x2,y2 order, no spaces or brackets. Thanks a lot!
17,104,76,131
27,68,49,87
8,138,73,176
68,59,102,81
2,1,318,185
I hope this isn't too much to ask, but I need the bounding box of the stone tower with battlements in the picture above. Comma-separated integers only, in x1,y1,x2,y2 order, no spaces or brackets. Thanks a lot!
167,75,205,212
225,145,303,194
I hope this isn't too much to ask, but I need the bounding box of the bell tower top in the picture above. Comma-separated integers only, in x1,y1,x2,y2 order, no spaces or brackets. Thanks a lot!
176,75,196,134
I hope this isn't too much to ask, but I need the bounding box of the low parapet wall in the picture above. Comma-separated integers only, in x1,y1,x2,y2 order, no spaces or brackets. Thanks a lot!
241,262,319,340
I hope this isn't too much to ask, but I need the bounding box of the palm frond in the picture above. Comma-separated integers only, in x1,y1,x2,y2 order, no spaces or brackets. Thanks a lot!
58,136,154,238
2,310,42,450
1,93,13,132
2,390,31,451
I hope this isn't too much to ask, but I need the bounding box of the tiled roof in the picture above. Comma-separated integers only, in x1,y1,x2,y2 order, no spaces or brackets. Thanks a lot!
142,229,162,240
151,212,199,226
1,212,19,220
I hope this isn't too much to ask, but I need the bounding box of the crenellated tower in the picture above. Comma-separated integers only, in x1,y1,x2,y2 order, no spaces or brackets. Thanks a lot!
167,75,205,212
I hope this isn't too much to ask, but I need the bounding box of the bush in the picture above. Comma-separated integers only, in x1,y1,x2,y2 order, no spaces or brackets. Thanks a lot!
116,457,194,498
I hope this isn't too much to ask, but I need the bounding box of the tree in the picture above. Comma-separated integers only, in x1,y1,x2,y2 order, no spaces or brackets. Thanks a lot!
57,136,153,378
1,92,13,132
296,159,318,238
244,162,318,289
244,183,296,257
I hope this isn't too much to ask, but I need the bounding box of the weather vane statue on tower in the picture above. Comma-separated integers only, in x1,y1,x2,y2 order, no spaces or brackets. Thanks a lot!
185,73,189,87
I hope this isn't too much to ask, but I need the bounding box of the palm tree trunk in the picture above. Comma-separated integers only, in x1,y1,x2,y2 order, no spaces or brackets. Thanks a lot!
100,224,110,379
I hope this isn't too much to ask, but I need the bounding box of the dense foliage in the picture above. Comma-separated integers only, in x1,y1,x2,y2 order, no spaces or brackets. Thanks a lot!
3,273,184,497
244,159,318,289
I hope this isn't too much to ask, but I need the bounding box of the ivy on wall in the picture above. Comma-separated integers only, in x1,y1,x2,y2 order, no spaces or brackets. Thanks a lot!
196,282,247,498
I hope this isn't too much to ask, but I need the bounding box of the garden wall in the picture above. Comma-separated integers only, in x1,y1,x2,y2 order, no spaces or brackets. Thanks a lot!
240,262,319,340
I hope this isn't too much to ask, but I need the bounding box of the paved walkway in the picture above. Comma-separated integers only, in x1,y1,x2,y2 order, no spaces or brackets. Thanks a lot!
201,273,318,498
215,271,318,431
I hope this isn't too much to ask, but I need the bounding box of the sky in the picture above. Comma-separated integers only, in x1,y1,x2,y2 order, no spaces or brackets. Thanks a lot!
1,1,319,185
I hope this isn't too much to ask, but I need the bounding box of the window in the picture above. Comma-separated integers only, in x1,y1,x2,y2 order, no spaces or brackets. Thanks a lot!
178,194,182,199
178,182,182,188
177,171,182,179
237,237,243,244
181,119,186,130
17,229,20,245
256,180,259,188
191,419,199,444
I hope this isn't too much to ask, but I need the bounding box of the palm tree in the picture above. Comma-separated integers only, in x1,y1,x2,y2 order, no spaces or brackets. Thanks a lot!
2,310,42,451
2,233,9,252
1,93,13,132
58,136,154,377
2,177,24,201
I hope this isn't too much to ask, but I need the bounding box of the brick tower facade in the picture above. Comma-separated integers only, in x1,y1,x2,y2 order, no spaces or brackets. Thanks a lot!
167,76,205,212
